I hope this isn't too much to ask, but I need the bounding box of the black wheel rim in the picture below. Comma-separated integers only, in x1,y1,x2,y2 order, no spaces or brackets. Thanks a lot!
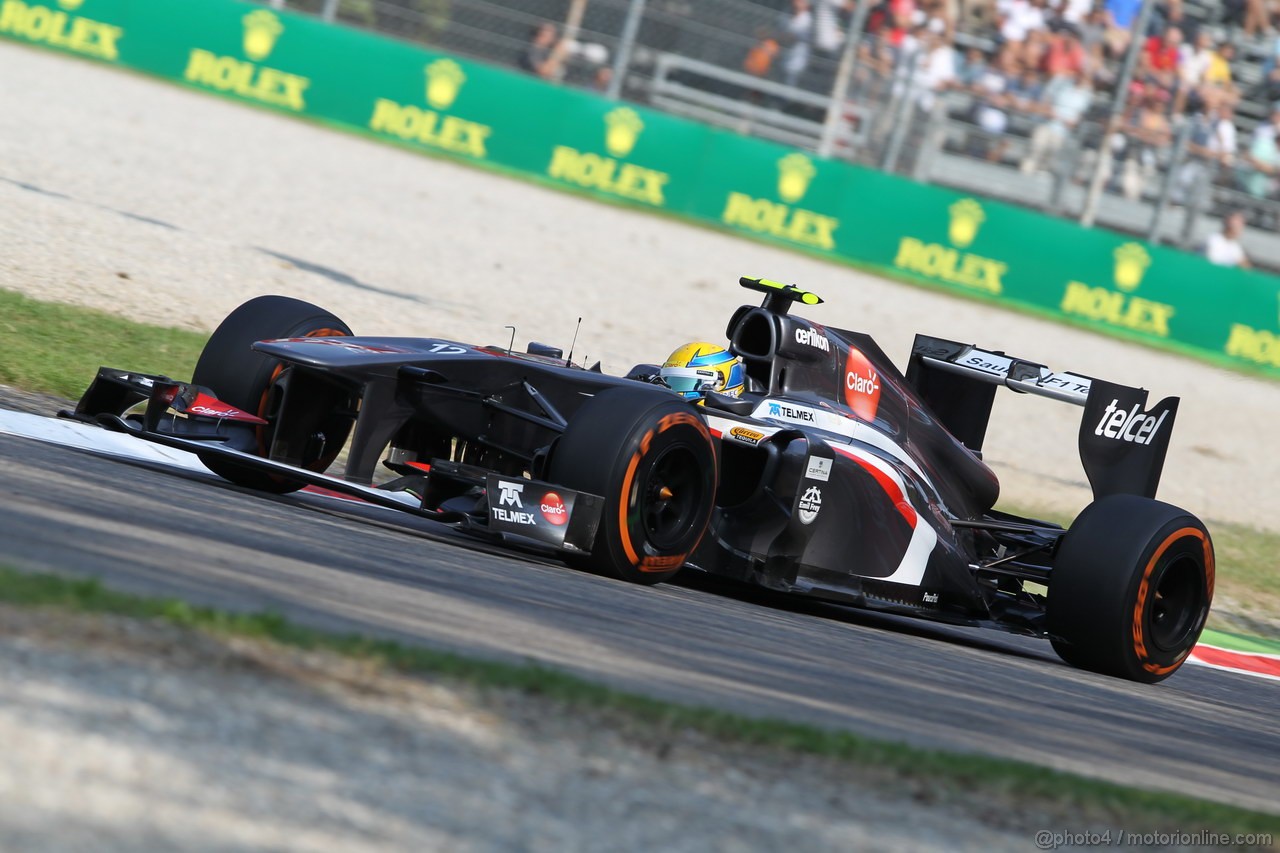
1147,552,1204,652
639,444,705,551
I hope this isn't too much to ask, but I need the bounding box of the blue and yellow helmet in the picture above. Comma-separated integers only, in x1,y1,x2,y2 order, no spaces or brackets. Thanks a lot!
660,341,744,400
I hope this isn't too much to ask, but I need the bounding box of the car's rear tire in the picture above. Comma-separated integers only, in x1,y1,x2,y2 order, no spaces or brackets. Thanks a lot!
1047,495,1214,683
548,386,717,584
191,295,354,494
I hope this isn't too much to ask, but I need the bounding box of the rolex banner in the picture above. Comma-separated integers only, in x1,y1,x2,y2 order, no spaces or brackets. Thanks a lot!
4,0,1278,378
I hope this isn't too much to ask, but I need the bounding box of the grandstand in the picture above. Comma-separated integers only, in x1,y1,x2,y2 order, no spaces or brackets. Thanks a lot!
276,0,1280,271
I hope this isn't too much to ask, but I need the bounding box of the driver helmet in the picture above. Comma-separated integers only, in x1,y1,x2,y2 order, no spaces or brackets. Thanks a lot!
660,342,744,400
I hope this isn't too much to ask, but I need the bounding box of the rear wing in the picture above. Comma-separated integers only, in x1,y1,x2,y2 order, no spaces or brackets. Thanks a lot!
907,335,1179,501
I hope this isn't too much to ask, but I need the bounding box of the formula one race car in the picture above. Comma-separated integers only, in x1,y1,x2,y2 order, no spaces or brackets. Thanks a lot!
65,276,1215,683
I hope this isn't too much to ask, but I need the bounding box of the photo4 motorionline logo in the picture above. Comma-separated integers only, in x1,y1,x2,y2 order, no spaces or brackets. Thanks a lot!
1035,830,1272,850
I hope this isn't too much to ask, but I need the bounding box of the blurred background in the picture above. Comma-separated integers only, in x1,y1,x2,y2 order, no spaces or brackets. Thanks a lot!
264,0,1280,271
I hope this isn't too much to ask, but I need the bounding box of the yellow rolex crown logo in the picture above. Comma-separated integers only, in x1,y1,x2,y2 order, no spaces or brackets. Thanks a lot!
1113,243,1151,291
777,153,816,204
424,59,465,109
604,108,644,158
56,0,85,10
948,198,985,248
242,10,284,62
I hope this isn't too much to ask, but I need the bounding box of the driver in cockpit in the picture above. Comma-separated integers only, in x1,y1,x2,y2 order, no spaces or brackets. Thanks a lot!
657,341,745,402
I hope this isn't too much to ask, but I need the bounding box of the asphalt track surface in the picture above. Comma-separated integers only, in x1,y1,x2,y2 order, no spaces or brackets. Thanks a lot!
1,417,1277,815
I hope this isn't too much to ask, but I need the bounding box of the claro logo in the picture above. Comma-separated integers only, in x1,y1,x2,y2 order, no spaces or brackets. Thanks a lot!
540,492,568,526
843,348,881,421
1094,400,1168,445
794,327,830,352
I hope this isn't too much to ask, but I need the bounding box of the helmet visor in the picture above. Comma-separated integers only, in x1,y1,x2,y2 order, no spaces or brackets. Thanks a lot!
660,366,717,396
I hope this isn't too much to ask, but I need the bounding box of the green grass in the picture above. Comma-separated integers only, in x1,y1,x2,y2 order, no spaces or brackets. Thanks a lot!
1208,519,1280,633
1,565,1277,839
0,289,206,399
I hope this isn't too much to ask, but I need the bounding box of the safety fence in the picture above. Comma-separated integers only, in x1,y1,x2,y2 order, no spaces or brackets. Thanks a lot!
3,0,1278,377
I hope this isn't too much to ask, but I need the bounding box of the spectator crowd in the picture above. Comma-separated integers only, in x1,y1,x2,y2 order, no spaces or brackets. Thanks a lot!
500,0,1280,267
725,0,1280,265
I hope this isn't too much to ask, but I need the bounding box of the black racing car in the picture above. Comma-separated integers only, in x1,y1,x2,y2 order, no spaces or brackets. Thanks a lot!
65,276,1215,683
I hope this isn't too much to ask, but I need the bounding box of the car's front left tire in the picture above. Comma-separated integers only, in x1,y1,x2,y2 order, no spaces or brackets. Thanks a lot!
548,386,718,584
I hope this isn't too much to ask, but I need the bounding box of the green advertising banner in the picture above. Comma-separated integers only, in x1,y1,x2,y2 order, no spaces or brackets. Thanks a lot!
4,0,1278,377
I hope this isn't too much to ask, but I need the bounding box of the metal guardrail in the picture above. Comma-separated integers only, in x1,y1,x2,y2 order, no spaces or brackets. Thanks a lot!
649,54,871,155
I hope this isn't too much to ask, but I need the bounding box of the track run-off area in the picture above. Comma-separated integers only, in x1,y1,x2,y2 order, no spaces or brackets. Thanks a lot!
0,409,1277,815
0,39,1277,818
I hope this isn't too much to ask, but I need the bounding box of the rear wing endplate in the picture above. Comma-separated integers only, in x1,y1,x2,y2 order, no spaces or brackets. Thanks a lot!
907,336,1179,500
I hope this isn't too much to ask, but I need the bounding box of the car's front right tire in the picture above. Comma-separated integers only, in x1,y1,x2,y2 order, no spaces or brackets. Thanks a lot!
192,295,355,494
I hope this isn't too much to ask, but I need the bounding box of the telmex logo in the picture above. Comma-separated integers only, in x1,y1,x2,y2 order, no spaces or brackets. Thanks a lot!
794,327,830,352
766,402,816,422
843,348,881,421
1094,400,1168,445
497,481,524,507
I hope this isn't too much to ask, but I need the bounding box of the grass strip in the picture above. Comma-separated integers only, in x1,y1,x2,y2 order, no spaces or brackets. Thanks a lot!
1,565,1276,838
0,289,206,399
1200,628,1280,656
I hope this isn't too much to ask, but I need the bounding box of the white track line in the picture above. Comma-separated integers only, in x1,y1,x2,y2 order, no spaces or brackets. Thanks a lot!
0,409,210,473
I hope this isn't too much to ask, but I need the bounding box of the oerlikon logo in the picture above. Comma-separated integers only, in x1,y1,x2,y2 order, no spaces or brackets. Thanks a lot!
843,348,881,421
